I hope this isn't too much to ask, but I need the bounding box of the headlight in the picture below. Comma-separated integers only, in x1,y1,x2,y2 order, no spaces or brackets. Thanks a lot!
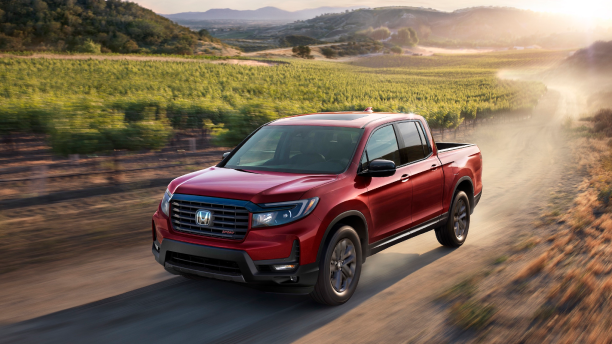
252,197,319,228
161,188,173,217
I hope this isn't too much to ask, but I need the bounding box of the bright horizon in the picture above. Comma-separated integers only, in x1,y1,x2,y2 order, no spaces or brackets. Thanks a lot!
137,0,612,20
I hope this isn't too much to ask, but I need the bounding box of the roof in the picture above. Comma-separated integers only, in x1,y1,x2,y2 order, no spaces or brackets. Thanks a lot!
269,111,421,129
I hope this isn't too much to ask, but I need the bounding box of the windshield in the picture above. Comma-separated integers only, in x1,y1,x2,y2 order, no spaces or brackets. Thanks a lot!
224,126,363,174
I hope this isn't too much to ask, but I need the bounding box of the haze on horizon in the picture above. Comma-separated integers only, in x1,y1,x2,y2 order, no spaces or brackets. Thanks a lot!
139,0,612,20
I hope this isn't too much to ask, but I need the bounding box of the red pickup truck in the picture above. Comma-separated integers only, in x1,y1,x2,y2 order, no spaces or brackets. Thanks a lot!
152,111,483,305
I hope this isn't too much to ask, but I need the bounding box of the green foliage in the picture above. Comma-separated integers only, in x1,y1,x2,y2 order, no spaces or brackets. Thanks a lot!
429,109,463,130
321,47,337,59
391,27,419,46
450,301,496,330
0,0,210,54
368,27,391,41
390,46,403,54
214,102,278,146
292,46,313,59
48,106,171,156
279,35,323,48
324,42,383,57
0,50,554,146
198,29,214,40
79,40,102,54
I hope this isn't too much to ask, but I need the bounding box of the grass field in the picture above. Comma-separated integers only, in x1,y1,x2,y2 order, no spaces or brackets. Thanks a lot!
0,50,567,151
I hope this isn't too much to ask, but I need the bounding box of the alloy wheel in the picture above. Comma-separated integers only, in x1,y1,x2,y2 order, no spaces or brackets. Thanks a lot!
453,198,468,240
329,238,356,293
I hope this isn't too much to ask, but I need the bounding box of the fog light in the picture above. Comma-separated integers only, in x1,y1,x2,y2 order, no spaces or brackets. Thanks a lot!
272,264,297,271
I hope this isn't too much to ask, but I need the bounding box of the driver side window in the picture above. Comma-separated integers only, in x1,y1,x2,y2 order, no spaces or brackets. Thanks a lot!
361,125,401,170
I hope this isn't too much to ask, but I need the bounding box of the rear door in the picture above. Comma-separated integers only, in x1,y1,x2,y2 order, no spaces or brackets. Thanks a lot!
362,125,413,242
396,121,444,227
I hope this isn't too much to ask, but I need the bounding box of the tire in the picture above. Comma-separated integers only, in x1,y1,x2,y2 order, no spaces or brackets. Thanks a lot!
310,225,362,306
435,191,471,247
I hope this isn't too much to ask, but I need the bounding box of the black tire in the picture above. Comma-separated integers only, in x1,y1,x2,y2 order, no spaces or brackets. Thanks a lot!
310,225,362,306
435,191,470,247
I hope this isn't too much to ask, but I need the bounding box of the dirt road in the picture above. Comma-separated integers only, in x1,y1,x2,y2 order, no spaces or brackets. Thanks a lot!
0,53,277,66
0,89,578,343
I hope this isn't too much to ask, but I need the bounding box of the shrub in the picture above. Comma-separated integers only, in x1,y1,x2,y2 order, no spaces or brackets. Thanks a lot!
592,108,612,136
292,45,313,59
214,102,278,147
49,109,172,156
450,301,496,330
390,46,403,54
321,47,337,59
79,39,102,54
280,35,322,47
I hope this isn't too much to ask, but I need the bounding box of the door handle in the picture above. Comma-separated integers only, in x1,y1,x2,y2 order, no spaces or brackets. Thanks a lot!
430,164,438,170
401,174,410,182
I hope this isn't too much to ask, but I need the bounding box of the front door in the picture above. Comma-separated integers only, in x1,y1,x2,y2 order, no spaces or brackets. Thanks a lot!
361,125,413,243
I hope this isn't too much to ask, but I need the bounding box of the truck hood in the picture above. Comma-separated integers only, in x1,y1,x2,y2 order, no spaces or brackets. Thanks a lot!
169,167,337,204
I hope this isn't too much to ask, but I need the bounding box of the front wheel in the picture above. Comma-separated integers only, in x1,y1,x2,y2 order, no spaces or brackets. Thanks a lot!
435,191,471,247
310,225,362,306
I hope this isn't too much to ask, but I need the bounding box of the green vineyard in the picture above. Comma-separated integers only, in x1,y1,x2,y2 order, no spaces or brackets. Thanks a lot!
0,50,565,153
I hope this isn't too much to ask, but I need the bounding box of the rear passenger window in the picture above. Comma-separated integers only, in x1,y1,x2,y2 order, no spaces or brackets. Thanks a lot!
397,122,426,164
361,125,401,169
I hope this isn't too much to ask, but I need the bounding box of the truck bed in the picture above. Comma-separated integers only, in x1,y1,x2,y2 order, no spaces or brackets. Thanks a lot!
435,142,475,152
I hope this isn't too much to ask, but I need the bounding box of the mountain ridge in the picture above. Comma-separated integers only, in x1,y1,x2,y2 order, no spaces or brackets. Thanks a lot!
161,6,364,21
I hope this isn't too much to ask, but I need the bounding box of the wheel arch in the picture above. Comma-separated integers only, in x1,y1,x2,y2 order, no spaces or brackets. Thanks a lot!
452,176,475,213
317,210,369,265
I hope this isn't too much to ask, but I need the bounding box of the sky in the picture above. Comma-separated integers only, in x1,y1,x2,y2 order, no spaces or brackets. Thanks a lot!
138,0,612,19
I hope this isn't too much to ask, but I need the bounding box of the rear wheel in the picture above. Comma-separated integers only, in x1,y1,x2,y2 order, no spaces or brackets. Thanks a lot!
310,225,362,306
435,191,470,247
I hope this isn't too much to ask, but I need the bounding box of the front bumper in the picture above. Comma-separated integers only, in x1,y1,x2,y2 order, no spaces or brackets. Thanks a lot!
153,238,319,293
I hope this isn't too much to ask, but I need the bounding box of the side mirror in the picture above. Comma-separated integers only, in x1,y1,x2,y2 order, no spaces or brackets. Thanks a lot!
362,159,396,177
222,152,231,159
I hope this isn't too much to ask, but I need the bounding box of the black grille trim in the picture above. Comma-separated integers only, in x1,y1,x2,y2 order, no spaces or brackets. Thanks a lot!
166,251,241,276
170,199,249,240
255,240,300,273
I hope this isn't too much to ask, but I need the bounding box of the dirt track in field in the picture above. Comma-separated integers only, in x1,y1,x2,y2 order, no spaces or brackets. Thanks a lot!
0,87,581,342
0,53,277,66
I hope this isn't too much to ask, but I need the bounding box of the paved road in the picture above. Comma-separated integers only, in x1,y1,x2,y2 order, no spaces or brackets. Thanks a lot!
0,89,578,343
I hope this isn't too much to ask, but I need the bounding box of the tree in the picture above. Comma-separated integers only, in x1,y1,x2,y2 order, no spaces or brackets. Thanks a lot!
198,29,213,40
0,0,206,54
292,45,313,59
369,27,391,41
391,27,419,46
321,47,337,59
390,46,402,54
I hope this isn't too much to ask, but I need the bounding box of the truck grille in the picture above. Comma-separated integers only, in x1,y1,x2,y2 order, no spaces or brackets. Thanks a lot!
167,252,241,275
170,199,249,240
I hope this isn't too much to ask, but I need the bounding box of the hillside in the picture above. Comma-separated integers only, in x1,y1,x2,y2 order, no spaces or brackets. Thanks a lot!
551,40,612,110
563,40,612,71
162,6,362,22
229,7,612,48
0,0,217,54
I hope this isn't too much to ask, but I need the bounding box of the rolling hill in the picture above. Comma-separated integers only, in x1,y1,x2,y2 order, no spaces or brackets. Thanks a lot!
162,6,363,22
0,0,217,54
228,7,612,48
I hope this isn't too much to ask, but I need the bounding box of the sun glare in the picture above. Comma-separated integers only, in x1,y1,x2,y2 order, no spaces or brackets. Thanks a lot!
540,0,612,19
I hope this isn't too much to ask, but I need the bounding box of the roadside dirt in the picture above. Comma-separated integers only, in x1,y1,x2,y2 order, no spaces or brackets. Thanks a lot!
0,87,581,342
